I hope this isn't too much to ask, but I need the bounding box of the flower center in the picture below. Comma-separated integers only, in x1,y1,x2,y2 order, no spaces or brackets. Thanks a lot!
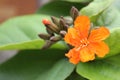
80,38,89,47
75,38,89,51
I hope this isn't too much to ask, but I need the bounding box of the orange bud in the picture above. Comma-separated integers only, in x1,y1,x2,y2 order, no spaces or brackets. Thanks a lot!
42,19,51,25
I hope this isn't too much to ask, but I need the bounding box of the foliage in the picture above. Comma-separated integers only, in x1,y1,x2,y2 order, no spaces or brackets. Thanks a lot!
0,0,120,80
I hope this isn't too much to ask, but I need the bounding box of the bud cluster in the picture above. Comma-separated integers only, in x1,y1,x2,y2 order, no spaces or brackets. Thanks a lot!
39,6,79,49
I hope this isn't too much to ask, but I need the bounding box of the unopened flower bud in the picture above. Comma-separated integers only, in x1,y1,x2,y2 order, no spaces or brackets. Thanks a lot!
47,23,60,34
60,30,67,37
59,19,68,31
38,33,51,40
42,19,60,34
64,17,73,26
51,16,60,27
46,28,54,35
70,6,79,20
50,36,61,42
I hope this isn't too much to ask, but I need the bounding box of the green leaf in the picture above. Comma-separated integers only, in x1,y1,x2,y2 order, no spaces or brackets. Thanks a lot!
80,0,114,17
0,15,66,50
37,1,87,17
76,54,120,80
0,49,75,80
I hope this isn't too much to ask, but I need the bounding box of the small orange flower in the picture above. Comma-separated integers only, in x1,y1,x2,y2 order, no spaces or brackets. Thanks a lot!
64,15,110,64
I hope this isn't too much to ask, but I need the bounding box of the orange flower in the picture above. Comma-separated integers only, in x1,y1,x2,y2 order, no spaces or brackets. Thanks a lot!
64,16,110,64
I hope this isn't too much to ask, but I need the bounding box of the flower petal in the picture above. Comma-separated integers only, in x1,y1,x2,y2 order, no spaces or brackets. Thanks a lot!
64,27,81,46
89,27,110,42
65,48,80,64
78,47,95,62
74,16,90,37
90,41,109,57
